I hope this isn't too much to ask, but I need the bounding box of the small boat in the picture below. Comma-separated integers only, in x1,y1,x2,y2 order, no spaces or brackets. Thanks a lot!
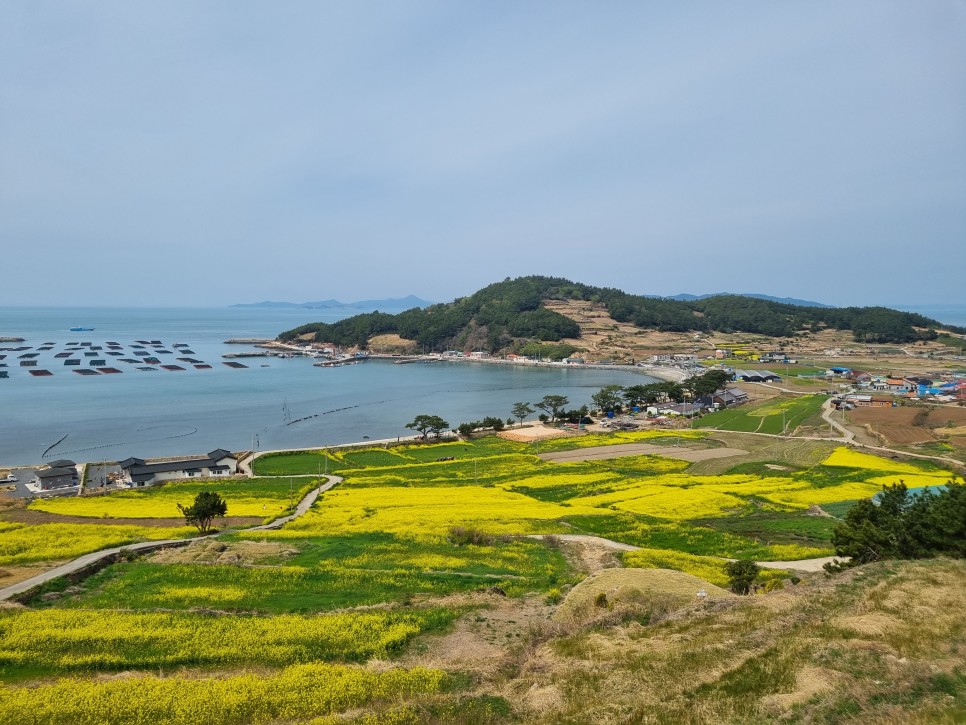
68,327,94,332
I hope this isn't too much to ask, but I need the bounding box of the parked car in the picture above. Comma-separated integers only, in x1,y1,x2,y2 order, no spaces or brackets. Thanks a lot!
0,475,18,483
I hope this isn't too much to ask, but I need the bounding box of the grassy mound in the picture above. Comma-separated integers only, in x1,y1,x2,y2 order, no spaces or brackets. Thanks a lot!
555,567,732,621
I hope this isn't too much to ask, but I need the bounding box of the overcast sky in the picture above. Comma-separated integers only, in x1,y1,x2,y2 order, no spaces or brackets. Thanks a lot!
2,1,964,308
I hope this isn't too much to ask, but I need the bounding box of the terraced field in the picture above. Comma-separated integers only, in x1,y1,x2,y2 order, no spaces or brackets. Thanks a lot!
2,431,961,724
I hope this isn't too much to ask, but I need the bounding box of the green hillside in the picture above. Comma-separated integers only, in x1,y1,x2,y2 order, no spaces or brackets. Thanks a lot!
278,276,960,352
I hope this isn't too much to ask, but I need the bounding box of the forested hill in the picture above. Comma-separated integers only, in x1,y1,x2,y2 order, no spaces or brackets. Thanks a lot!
278,276,962,352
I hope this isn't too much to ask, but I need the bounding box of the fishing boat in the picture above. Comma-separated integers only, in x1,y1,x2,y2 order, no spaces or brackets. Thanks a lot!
68,327,95,332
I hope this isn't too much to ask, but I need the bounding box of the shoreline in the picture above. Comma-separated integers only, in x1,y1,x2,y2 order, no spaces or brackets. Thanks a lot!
258,340,689,384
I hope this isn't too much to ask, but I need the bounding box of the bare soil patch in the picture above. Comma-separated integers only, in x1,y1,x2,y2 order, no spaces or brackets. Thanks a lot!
537,442,747,464
151,539,298,565
498,426,572,442
400,592,554,676
367,334,417,354
0,563,67,588
849,405,966,447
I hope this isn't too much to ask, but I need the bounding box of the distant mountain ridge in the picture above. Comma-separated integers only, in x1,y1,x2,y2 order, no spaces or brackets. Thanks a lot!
231,295,432,310
662,293,832,308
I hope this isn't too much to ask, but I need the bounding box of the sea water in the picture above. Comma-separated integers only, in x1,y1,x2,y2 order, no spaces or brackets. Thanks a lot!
0,306,655,466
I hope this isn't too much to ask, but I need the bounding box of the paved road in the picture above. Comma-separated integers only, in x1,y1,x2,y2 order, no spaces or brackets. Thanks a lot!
821,398,855,442
0,475,342,601
527,534,849,572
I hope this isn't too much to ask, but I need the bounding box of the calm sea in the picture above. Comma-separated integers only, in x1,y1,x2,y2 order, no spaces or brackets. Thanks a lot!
0,307,654,467
890,304,966,328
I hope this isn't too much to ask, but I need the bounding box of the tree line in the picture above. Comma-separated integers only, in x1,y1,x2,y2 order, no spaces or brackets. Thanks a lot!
830,480,965,566
590,370,733,412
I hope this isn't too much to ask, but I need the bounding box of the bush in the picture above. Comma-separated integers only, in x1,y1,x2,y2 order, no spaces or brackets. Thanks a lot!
545,588,563,605
447,526,513,547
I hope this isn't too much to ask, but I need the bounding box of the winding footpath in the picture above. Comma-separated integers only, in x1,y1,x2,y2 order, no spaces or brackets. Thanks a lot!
0,476,342,602
527,534,847,572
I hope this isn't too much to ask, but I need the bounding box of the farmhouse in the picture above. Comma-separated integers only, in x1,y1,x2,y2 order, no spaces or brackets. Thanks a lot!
714,387,749,407
34,459,79,491
649,402,705,417
118,449,237,487
844,394,894,408
758,351,790,362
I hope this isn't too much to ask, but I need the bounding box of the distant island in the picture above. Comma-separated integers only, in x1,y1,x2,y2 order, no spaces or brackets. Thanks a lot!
231,295,432,310
662,293,832,308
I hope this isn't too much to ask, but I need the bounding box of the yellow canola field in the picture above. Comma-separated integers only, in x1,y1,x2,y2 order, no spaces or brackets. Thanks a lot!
29,484,302,519
866,473,952,489
575,474,813,518
0,522,193,566
265,485,602,537
0,609,428,670
623,548,789,587
580,485,747,520
623,547,731,586
0,663,445,725
763,482,892,507
534,429,708,451
820,447,940,475
505,471,618,490
343,454,540,486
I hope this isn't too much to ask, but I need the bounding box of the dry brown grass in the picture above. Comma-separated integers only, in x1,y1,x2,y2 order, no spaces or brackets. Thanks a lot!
462,559,966,723
150,539,298,566
554,568,731,623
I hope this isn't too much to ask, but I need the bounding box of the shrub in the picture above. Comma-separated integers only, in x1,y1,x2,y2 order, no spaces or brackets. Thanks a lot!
545,588,563,605
447,526,513,547
725,560,760,595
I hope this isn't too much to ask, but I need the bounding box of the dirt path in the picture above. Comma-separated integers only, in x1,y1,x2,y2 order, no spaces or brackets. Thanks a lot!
0,476,342,601
537,443,748,464
527,534,848,572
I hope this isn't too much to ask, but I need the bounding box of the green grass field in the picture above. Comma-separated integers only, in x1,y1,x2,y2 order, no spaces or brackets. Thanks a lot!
38,533,570,613
695,395,826,435
28,477,318,519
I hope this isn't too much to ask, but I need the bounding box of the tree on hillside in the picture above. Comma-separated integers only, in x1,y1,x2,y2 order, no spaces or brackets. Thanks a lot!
177,491,228,534
591,385,623,414
405,414,450,439
725,560,760,595
536,395,569,423
511,402,534,427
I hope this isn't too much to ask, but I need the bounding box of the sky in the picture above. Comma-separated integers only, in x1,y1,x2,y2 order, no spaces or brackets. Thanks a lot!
1,1,964,308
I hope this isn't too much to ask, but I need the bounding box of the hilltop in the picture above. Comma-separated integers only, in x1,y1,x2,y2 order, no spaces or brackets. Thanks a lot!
277,276,962,355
